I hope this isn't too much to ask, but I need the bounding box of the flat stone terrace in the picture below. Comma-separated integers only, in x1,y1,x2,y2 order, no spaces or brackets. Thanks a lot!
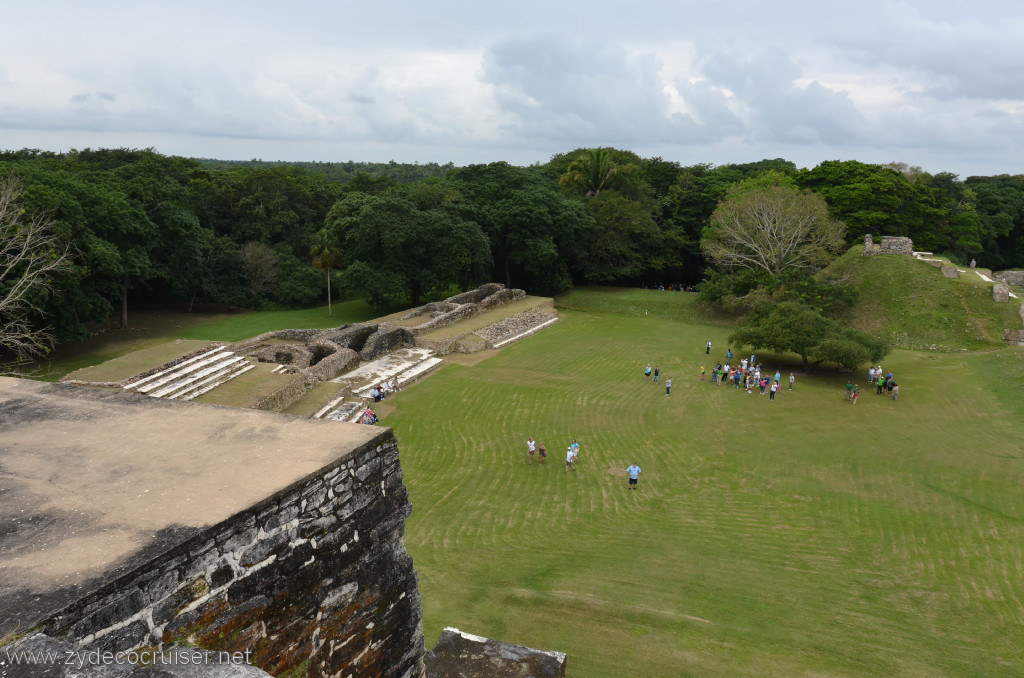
0,376,383,638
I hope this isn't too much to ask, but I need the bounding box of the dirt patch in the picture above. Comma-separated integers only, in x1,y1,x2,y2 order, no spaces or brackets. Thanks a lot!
607,467,629,476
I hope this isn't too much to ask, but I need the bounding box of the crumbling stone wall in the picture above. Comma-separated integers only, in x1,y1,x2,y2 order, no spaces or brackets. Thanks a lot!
445,283,505,306
863,234,914,255
995,270,1024,286
249,343,312,368
1004,329,1024,346
360,327,415,362
941,264,960,279
232,329,319,354
37,431,426,678
305,346,359,384
993,283,1010,302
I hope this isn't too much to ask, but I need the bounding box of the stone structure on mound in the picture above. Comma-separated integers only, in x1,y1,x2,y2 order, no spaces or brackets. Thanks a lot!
993,283,1010,302
863,234,914,256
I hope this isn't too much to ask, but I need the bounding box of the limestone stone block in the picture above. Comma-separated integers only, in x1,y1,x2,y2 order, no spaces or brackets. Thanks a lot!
941,265,959,279
993,283,1010,302
1004,329,1024,346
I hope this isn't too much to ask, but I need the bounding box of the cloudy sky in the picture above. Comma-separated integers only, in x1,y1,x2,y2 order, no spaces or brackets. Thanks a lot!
2,1,1023,176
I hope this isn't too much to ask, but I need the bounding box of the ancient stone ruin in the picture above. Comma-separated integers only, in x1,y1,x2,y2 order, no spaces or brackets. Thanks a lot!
993,283,1010,302
863,234,914,256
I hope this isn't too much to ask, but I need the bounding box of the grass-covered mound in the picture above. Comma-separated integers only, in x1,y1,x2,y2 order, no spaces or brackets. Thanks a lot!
387,287,1024,677
827,246,1022,351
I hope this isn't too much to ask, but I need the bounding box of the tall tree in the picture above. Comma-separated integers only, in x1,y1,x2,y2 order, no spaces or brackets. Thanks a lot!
558,147,620,198
310,230,342,315
0,176,73,359
702,182,846,275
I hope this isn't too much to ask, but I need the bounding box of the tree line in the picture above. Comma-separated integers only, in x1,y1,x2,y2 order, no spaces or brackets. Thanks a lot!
2,146,1023,361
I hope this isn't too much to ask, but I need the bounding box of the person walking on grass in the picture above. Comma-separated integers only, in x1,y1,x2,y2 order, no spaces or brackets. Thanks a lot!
565,446,577,472
665,377,672,396
892,383,899,401
527,437,536,465
788,373,795,390
700,363,706,382
653,366,660,383
846,380,853,400
627,462,642,490
538,442,547,464
644,363,652,381
852,384,860,404
769,381,778,401
706,340,712,355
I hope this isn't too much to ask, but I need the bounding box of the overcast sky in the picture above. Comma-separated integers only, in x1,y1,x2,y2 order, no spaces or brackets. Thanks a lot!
2,1,1023,177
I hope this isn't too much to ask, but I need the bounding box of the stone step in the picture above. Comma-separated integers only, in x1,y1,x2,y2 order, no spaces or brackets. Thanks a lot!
133,351,237,394
180,363,256,401
163,359,254,400
124,347,227,390
147,356,248,398
323,401,365,422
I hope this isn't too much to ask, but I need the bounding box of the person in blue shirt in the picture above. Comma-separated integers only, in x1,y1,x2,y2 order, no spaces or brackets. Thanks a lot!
627,463,642,489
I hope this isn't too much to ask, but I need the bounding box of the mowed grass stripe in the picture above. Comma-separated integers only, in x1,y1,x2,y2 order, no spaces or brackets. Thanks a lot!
386,291,1024,677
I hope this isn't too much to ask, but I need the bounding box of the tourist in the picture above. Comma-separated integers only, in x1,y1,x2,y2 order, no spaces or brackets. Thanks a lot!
852,384,860,405
565,446,577,472
710,365,717,384
774,370,781,386
538,442,547,464
706,340,712,355
846,380,853,400
665,377,672,396
644,363,652,381
700,363,706,382
868,366,876,385
653,366,660,383
877,374,885,395
627,462,642,490
570,438,580,462
726,348,733,361
892,383,899,401
527,437,536,465
769,381,778,401
970,258,977,270
741,358,748,372
788,373,795,390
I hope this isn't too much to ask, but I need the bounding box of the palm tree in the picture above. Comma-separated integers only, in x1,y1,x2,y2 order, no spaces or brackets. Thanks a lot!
310,231,342,316
558,147,618,198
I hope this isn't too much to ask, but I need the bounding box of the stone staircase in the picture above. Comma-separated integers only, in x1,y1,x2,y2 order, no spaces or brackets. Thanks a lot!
123,347,255,401
314,347,443,421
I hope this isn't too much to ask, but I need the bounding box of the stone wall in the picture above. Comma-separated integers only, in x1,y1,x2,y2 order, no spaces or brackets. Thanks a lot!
479,288,526,310
305,345,360,384
993,283,1010,302
1004,329,1024,346
941,264,960,279
253,373,309,412
360,327,415,362
250,343,312,368
36,431,426,678
863,234,914,256
232,329,320,354
445,283,505,306
995,270,1024,286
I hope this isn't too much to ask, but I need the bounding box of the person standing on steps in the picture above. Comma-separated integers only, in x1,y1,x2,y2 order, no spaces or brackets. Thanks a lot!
527,437,536,465
627,462,642,490
665,377,672,396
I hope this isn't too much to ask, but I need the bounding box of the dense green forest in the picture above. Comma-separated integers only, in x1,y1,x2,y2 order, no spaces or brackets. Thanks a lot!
1,146,1023,359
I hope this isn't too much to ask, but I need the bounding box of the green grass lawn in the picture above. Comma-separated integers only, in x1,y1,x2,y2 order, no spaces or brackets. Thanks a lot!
63,339,215,383
382,290,1024,677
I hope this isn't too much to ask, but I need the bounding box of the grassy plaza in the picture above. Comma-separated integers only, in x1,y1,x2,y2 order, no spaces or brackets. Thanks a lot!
384,289,1024,677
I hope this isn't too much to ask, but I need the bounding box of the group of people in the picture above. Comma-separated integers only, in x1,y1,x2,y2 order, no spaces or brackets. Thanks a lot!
525,437,581,472
369,379,402,403
700,349,794,402
360,408,378,424
644,363,673,395
846,366,899,403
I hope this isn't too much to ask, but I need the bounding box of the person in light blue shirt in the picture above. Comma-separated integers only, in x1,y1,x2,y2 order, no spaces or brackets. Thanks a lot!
627,463,642,489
